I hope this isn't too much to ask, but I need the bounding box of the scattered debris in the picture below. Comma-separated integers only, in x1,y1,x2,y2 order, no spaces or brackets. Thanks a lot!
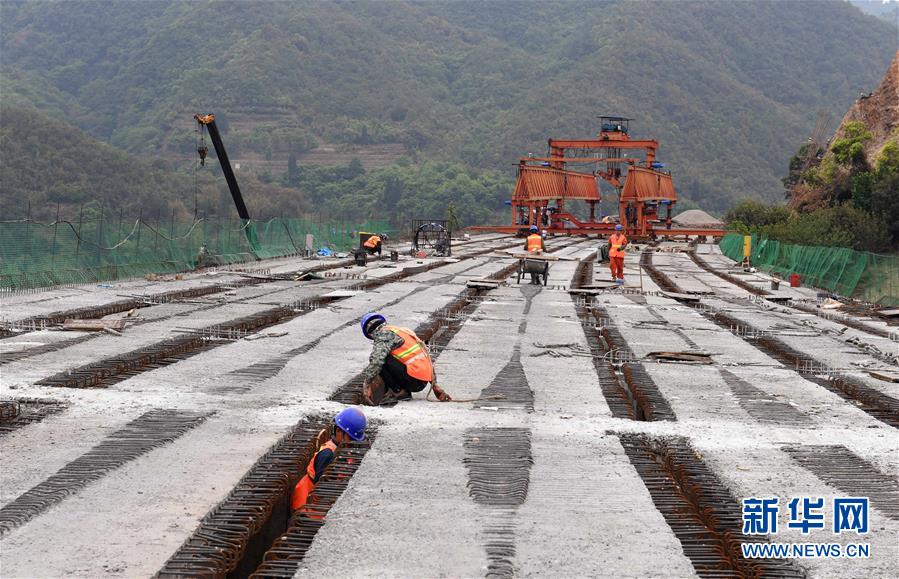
820,298,843,310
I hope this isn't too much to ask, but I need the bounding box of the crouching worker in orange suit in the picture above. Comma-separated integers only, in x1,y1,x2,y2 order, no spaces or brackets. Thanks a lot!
291,407,367,514
359,312,452,405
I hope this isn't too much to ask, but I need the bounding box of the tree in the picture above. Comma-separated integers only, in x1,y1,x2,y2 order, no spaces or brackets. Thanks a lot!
831,121,872,166
287,153,300,186
447,202,460,232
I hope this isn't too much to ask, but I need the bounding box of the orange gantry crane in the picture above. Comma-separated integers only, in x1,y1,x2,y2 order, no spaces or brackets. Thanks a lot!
474,117,724,239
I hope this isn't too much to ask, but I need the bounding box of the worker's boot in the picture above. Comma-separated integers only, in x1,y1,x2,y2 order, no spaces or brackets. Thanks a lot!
362,376,386,406
381,388,412,405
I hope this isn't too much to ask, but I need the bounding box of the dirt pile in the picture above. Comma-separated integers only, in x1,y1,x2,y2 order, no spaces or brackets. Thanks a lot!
672,209,724,229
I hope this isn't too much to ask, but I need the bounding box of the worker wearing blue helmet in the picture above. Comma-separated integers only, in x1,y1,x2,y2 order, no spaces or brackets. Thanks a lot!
524,225,546,284
608,223,628,284
358,312,452,405
291,407,367,512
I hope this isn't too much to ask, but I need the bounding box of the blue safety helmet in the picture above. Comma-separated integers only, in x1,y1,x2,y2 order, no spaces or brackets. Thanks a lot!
334,407,367,441
360,312,386,339
615,224,623,231
530,225,539,232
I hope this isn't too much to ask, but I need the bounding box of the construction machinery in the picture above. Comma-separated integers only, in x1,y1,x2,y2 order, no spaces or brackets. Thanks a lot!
472,117,725,240
411,220,452,256
195,113,260,253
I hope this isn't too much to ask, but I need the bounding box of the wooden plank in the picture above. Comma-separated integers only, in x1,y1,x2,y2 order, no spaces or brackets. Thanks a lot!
568,288,603,295
659,290,700,302
63,319,127,331
868,370,899,383
647,351,714,364
583,281,619,289
508,252,560,261
322,290,360,298
877,308,899,318
467,280,501,289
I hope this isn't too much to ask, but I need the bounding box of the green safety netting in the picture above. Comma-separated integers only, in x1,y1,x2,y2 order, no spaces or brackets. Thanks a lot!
719,233,898,306
0,217,391,291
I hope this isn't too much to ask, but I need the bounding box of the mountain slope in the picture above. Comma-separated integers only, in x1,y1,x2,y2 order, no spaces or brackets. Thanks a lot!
0,106,189,219
2,0,896,212
0,105,308,221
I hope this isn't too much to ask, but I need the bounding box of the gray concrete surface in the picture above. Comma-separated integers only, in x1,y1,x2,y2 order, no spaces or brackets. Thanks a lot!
1,238,897,578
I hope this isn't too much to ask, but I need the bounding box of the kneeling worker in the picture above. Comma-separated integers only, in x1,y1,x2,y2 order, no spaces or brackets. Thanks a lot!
291,407,367,514
363,233,383,256
359,312,452,405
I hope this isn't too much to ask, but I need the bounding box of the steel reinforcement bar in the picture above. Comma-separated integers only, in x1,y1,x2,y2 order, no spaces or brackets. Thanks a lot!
248,438,374,578
570,255,676,421
463,427,533,579
782,445,899,520
0,398,68,437
620,434,806,578
156,417,376,579
640,251,899,429
687,249,892,340
327,239,587,405
714,309,899,429
2,235,510,334
0,409,211,536
34,242,521,390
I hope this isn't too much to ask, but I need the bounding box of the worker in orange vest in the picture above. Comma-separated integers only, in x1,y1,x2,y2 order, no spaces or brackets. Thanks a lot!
363,233,383,256
523,225,547,284
608,224,628,284
524,225,544,253
359,312,452,405
291,407,367,514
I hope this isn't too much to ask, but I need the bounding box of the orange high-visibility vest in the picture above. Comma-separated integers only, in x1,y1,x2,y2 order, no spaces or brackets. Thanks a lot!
363,235,381,249
385,325,434,382
291,440,337,513
609,233,627,258
526,234,543,252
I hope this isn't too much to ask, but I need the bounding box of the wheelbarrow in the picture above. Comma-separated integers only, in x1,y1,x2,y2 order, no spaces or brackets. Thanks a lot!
517,256,549,286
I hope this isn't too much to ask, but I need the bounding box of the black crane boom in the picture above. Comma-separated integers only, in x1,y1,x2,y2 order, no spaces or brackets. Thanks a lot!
194,113,259,253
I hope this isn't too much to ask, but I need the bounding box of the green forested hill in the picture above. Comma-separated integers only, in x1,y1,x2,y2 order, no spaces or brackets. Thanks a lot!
1,0,895,220
0,105,311,221
0,106,190,219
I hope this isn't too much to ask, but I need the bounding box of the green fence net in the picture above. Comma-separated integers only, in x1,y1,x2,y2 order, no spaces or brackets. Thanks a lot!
719,233,898,306
0,217,391,291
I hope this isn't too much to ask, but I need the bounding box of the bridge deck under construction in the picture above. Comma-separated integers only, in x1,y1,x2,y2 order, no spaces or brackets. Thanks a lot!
1,234,897,578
